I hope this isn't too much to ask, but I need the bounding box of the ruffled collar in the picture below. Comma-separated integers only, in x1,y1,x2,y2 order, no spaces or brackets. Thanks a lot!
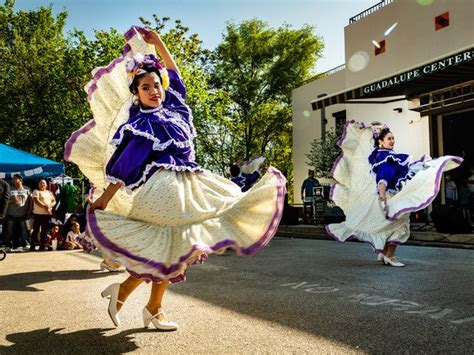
368,148,411,172
139,105,162,114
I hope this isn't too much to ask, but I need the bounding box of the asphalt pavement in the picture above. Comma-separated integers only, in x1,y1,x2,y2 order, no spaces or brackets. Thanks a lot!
0,238,473,354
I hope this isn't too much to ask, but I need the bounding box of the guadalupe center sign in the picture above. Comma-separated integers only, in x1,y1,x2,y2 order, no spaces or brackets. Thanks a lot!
362,48,473,95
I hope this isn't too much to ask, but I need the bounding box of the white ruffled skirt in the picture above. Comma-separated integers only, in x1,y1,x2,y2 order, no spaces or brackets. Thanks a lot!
65,27,286,282
326,121,462,253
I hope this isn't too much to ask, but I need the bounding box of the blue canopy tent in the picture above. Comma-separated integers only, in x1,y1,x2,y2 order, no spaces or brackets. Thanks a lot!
0,144,64,179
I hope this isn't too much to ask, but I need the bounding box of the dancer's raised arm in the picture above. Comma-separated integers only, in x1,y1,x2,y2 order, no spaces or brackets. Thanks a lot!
138,28,180,76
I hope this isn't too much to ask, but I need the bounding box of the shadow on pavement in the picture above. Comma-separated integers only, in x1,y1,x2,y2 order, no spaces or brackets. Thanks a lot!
0,270,120,292
0,327,143,354
169,244,467,354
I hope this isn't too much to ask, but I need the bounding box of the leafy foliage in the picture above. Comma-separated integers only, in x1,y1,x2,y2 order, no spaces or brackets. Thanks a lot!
0,1,125,177
0,3,325,198
212,19,324,188
306,130,341,179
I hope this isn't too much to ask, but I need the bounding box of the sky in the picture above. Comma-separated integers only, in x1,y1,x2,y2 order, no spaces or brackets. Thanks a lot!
13,0,379,73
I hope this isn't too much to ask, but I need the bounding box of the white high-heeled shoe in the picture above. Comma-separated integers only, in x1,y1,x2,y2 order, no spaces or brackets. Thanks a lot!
100,260,120,272
383,255,405,267
377,253,385,262
142,307,178,331
101,283,124,326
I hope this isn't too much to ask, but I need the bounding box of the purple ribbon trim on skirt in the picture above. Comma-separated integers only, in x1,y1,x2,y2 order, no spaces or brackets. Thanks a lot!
86,166,287,279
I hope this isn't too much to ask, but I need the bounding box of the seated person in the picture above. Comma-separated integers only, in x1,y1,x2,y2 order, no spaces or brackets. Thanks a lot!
61,213,78,240
46,224,64,250
64,222,82,250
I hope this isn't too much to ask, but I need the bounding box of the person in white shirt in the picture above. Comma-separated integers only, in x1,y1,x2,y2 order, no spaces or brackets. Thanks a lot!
31,179,56,251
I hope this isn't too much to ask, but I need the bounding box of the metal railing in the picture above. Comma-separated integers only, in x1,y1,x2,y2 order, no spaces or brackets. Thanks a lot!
297,64,346,88
349,0,393,24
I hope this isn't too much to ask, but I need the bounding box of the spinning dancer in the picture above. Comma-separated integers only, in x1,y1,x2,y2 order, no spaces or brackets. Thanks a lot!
65,27,286,330
326,121,462,267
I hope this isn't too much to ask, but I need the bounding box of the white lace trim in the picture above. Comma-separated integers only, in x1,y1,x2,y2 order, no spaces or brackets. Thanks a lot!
105,175,132,194
110,123,195,151
378,179,388,187
140,106,161,113
167,86,186,104
394,170,416,191
165,87,197,137
160,107,196,138
375,170,417,194
106,161,203,194
137,105,195,136
370,153,412,175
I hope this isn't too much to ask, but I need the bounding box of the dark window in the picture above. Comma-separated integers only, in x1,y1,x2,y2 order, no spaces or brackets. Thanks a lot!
435,12,449,31
374,40,386,56
332,110,347,136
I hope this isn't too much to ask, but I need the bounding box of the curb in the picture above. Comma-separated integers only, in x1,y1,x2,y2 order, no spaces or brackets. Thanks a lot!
276,225,474,250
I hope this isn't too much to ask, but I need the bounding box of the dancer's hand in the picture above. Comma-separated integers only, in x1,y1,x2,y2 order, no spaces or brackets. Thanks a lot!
90,183,121,212
90,196,109,212
379,194,387,203
138,27,162,46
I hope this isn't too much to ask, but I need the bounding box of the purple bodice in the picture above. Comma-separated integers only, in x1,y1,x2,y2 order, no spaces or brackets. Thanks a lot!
106,70,201,191
368,149,413,193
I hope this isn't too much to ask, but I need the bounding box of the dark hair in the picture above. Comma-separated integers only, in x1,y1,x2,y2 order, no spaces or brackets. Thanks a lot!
376,128,392,145
229,163,240,177
13,174,23,180
129,67,163,95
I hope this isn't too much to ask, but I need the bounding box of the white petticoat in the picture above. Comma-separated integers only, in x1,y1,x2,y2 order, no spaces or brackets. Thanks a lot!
65,27,286,282
87,167,285,282
326,121,462,253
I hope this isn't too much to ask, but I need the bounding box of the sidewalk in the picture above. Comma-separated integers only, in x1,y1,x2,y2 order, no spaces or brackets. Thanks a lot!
276,224,474,250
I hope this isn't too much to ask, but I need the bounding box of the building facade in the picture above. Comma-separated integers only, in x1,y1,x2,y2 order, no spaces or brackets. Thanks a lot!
292,0,473,204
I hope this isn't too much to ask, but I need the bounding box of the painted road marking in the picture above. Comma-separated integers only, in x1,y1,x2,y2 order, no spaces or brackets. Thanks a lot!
280,281,472,325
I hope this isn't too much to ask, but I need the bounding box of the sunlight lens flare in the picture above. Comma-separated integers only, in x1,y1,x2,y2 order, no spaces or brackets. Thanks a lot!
348,51,370,72
416,0,435,6
303,110,310,118
384,22,398,36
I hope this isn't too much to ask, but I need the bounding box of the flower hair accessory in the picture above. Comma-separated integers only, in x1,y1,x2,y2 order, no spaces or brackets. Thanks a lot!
125,53,169,89
371,121,390,140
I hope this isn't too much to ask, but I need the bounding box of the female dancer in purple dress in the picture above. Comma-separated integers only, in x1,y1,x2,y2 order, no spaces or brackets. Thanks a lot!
65,27,286,330
326,121,462,267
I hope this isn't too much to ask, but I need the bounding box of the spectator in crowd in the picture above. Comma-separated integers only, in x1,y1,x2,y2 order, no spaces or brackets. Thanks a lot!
64,222,82,250
458,180,471,222
468,166,474,213
61,213,79,241
46,224,64,250
0,178,10,246
31,179,56,251
444,174,457,207
4,174,32,252
301,169,320,203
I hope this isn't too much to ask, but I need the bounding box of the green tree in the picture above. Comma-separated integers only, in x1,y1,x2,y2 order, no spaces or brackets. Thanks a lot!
0,0,127,178
212,19,324,190
0,0,71,160
305,130,341,179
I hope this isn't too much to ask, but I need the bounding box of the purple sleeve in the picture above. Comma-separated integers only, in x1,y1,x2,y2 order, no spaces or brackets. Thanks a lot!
167,69,186,99
376,163,395,189
106,133,154,187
